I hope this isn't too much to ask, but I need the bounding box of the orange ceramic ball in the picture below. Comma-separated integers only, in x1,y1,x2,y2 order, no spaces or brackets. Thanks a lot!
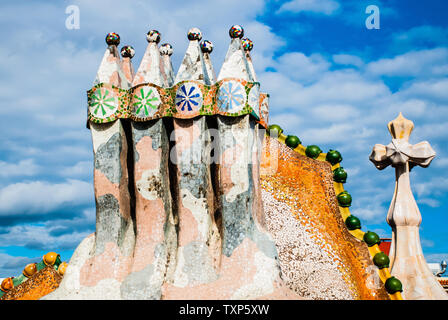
1,277,13,292
58,262,68,276
43,252,60,266
23,263,38,277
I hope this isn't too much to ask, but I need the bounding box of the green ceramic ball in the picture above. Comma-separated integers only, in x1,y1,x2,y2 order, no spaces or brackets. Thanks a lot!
326,149,343,165
385,277,403,294
285,135,301,149
267,124,283,137
373,252,390,269
337,191,352,207
333,167,347,183
363,231,381,247
345,215,361,230
305,145,322,159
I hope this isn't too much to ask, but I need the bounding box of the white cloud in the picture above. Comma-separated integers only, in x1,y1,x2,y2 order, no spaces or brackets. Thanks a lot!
401,79,448,101
300,70,391,105
300,123,359,144
0,159,40,177
0,224,91,252
413,121,448,140
418,198,441,208
349,183,392,224
0,179,93,215
275,52,330,83
393,25,448,49
414,177,448,198
310,104,360,121
433,157,448,168
0,253,37,269
269,113,303,134
0,253,39,277
365,48,448,78
277,0,340,15
258,71,304,109
333,54,364,68
59,161,92,178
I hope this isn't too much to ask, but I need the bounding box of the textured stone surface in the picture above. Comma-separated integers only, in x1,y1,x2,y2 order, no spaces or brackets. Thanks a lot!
132,41,167,87
170,118,220,288
260,137,390,300
244,44,257,82
1,266,62,300
43,235,122,300
127,119,176,299
121,56,134,87
45,37,136,300
175,31,210,84
90,120,135,259
201,115,297,299
217,38,251,82
94,46,128,89
202,48,216,83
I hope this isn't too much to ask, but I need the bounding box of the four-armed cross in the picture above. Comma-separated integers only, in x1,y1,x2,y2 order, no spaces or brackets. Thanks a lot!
370,112,447,300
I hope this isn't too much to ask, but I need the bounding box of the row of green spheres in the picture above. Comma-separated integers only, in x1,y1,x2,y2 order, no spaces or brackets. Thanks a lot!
363,231,403,294
267,124,403,295
268,125,342,162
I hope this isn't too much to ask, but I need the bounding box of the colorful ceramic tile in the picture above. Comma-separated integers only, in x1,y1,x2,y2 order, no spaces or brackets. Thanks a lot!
175,82,203,114
87,83,129,124
132,85,161,118
217,80,246,113
87,79,267,127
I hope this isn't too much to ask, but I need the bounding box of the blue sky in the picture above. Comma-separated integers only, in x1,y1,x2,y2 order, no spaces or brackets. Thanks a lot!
0,0,447,277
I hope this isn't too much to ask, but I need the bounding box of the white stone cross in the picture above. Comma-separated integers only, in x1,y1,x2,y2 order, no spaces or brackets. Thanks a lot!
370,112,447,300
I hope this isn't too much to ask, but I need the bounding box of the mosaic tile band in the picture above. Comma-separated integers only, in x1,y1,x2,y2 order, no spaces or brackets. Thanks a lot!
87,78,268,126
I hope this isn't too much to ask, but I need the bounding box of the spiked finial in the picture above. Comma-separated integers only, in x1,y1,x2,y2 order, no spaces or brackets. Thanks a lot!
174,27,210,84
160,43,175,86
94,32,128,88
217,24,252,81
120,45,135,85
388,112,414,141
132,29,167,87
201,40,216,83
242,37,257,82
